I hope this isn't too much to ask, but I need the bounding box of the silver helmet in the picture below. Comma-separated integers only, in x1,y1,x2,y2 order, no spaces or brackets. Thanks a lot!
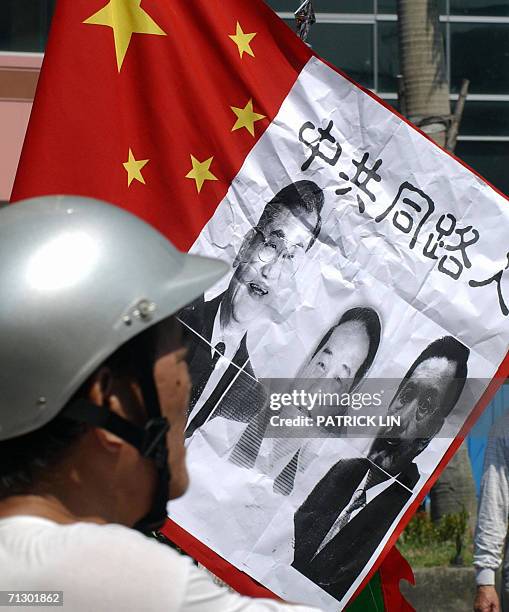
0,195,227,441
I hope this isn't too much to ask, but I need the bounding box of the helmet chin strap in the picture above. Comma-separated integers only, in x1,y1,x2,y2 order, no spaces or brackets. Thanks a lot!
61,377,171,533
132,362,172,534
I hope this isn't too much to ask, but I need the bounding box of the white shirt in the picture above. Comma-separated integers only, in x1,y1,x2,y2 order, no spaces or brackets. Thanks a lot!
188,302,249,425
210,302,247,365
315,470,398,556
0,516,322,612
474,412,509,586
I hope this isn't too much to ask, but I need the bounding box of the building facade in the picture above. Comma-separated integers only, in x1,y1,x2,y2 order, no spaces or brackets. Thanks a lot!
0,0,507,199
0,0,52,200
268,0,509,196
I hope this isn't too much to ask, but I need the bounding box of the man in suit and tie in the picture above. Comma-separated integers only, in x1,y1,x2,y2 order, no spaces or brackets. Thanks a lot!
182,180,324,438
229,306,382,486
292,335,470,602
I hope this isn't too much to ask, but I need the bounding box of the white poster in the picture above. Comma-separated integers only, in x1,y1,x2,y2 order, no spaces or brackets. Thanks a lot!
170,56,509,610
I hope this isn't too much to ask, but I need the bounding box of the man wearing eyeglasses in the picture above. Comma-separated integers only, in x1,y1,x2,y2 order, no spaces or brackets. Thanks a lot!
292,336,469,603
183,180,324,438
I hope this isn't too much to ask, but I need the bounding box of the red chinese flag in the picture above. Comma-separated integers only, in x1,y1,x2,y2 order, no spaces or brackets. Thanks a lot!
11,0,310,251
11,1,416,609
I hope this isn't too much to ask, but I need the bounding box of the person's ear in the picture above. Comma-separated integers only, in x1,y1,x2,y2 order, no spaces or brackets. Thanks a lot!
88,367,114,407
87,368,126,451
233,228,257,268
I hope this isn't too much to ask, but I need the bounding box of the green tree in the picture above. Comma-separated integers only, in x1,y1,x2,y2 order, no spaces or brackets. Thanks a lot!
397,0,476,527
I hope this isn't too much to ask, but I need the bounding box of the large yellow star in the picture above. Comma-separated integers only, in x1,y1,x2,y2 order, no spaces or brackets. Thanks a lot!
123,148,149,186
229,22,256,59
186,156,218,193
231,99,266,136
84,0,166,72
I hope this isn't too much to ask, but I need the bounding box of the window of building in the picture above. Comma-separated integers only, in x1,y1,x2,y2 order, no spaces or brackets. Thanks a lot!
377,22,399,92
266,0,374,12
308,23,374,88
379,0,447,13
460,101,509,136
455,141,509,194
0,0,55,52
450,0,509,17
450,23,509,94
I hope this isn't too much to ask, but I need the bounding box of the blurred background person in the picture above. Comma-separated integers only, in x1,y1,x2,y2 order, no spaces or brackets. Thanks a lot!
474,411,509,612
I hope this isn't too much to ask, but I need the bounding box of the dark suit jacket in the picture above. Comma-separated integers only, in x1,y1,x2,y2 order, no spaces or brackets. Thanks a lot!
292,457,420,602
179,292,263,437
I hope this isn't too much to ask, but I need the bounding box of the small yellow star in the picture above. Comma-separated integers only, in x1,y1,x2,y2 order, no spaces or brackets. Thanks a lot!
84,0,166,71
186,155,218,193
229,22,256,59
231,99,266,136
123,148,149,187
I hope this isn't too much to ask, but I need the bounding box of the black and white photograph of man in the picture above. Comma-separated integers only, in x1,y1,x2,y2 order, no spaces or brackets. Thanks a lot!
291,335,470,602
297,306,381,400
229,307,382,492
182,180,324,437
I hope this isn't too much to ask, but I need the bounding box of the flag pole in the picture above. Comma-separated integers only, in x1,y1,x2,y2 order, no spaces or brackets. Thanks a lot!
294,0,315,43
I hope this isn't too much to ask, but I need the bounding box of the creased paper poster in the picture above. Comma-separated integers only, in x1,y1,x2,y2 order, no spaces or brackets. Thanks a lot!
171,57,509,610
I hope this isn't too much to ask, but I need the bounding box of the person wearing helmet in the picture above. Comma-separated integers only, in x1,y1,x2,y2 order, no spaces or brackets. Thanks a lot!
0,196,322,612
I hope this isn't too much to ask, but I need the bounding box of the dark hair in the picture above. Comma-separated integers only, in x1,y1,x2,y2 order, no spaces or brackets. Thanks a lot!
0,417,88,500
311,307,381,390
396,336,470,418
257,180,324,250
0,330,152,501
